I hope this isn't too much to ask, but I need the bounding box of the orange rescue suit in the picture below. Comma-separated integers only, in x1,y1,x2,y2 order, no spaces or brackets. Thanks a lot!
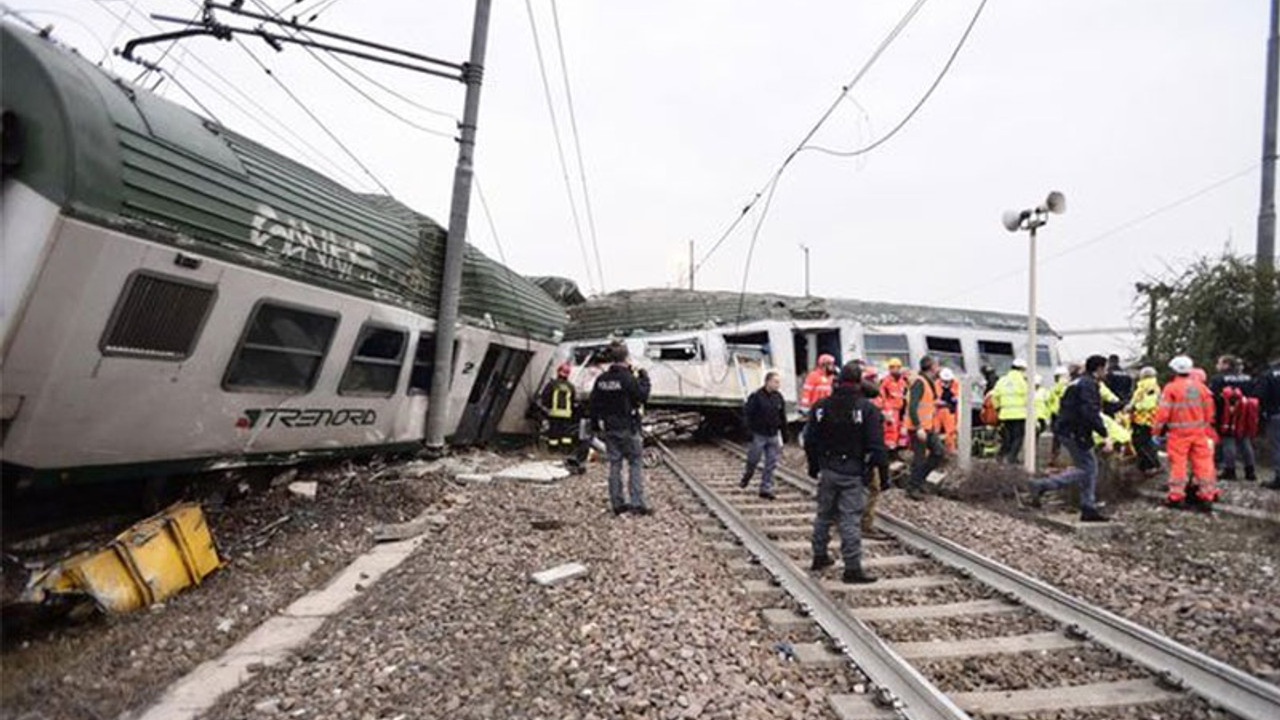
799,368,834,412
936,377,961,452
1152,375,1218,503
880,373,910,447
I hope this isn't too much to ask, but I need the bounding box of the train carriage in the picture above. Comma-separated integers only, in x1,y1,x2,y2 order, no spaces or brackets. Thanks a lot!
0,26,566,490
555,289,1060,421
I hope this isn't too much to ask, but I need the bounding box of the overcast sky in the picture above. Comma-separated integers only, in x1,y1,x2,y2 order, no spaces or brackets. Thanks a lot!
11,1,1274,360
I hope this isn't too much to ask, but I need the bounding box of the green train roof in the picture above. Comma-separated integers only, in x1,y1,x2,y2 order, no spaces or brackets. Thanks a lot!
564,288,1056,341
0,25,566,341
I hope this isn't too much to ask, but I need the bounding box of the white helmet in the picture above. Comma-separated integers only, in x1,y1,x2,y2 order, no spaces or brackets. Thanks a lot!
1053,365,1068,377
939,368,955,382
1169,355,1193,375
1011,358,1028,370
1034,374,1044,386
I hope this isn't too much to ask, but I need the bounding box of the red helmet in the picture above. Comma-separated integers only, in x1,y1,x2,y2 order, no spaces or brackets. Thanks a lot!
556,362,572,378
817,354,836,367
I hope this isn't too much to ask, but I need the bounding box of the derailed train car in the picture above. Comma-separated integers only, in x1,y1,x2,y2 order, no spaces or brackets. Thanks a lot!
555,288,1060,421
0,26,566,491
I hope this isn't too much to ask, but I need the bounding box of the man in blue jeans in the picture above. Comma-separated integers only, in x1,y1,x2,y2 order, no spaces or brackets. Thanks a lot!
740,371,786,499
589,343,653,515
1028,354,1111,522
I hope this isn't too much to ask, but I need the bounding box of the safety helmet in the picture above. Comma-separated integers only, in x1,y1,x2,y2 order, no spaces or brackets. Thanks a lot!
1034,374,1043,386
1011,358,1028,370
556,362,572,378
1053,365,1068,377
1168,355,1193,375
939,368,955,382
887,357,903,370
1139,366,1157,378
818,353,836,367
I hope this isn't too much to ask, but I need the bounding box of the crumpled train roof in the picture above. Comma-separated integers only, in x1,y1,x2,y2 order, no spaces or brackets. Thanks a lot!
564,288,1054,341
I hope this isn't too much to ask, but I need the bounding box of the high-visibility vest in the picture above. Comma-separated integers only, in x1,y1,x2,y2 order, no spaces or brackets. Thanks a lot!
549,381,574,419
905,376,940,431
993,370,1028,420
1153,376,1214,436
1035,387,1051,422
1049,378,1067,416
800,368,833,411
1094,412,1133,446
1131,377,1160,426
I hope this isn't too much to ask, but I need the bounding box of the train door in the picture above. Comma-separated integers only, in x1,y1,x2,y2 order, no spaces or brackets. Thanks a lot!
724,331,771,398
792,328,840,378
452,344,533,446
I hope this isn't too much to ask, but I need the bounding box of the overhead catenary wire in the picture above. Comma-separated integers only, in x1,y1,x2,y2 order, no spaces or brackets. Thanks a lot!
694,0,931,274
932,164,1262,305
549,0,606,292
525,0,597,293
799,0,989,159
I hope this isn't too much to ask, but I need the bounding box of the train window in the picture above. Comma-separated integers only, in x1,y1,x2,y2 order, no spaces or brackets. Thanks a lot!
863,333,910,369
223,302,338,393
925,336,966,371
100,272,216,360
1037,344,1053,369
645,339,703,362
408,334,460,395
978,340,1015,375
571,344,613,365
339,324,408,397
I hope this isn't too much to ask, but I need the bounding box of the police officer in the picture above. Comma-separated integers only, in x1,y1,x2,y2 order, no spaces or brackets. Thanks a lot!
804,361,887,584
589,342,652,515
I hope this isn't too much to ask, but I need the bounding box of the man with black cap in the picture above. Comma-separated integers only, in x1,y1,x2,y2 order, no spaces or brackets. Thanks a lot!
804,360,887,584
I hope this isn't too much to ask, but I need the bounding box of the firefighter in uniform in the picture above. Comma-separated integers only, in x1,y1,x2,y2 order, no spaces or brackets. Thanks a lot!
936,367,961,453
804,361,887,584
799,353,837,414
1153,355,1219,507
879,358,910,448
540,362,577,452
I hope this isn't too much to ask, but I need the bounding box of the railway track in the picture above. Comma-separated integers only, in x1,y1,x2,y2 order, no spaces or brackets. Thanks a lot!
658,440,1280,720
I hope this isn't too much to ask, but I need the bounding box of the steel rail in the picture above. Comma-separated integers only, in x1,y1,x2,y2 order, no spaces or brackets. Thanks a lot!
713,440,1280,720
655,441,971,720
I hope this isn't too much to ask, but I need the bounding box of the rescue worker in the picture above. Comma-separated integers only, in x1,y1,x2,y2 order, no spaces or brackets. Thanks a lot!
1129,366,1162,476
980,364,998,396
1153,355,1219,508
1259,353,1280,489
1027,355,1111,522
799,354,837,415
1047,366,1070,466
879,358,910,444
936,367,961,453
1209,355,1257,481
539,362,577,452
1034,374,1052,437
860,365,893,541
904,356,945,500
739,370,786,500
804,361,887,584
992,358,1030,465
589,343,653,515
1103,355,1133,415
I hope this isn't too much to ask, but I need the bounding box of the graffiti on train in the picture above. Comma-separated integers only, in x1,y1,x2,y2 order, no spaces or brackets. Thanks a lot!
236,408,378,430
249,202,378,280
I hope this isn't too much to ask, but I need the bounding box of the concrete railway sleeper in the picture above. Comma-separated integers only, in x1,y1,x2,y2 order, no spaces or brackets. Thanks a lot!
659,440,1278,719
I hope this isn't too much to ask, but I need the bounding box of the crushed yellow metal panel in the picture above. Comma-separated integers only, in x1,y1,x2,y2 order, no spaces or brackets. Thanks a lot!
24,502,223,613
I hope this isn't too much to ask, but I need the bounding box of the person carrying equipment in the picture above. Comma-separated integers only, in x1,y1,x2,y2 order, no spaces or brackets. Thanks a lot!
1153,355,1219,507
804,361,888,584
539,362,578,452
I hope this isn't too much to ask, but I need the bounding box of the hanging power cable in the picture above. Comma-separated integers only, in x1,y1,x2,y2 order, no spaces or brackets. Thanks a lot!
694,0,930,274
799,0,988,159
549,0,606,292
524,0,597,293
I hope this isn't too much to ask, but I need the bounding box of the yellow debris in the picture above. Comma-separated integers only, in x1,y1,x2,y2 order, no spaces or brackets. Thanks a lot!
24,502,222,613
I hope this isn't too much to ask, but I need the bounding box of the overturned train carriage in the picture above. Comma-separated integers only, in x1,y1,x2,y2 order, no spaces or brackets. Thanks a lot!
557,288,1060,421
0,26,566,489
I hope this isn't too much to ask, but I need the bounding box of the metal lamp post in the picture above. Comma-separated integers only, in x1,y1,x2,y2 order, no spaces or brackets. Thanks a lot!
1001,191,1066,475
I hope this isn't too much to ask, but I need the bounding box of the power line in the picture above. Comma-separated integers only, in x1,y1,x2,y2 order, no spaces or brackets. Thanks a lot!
549,0,606,292
525,0,596,293
735,173,783,325
799,0,989,159
933,164,1261,304
694,0,930,273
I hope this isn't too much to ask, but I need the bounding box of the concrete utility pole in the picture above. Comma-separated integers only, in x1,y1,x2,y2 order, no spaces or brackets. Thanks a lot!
800,243,811,297
1259,0,1279,271
689,240,695,290
425,0,492,452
